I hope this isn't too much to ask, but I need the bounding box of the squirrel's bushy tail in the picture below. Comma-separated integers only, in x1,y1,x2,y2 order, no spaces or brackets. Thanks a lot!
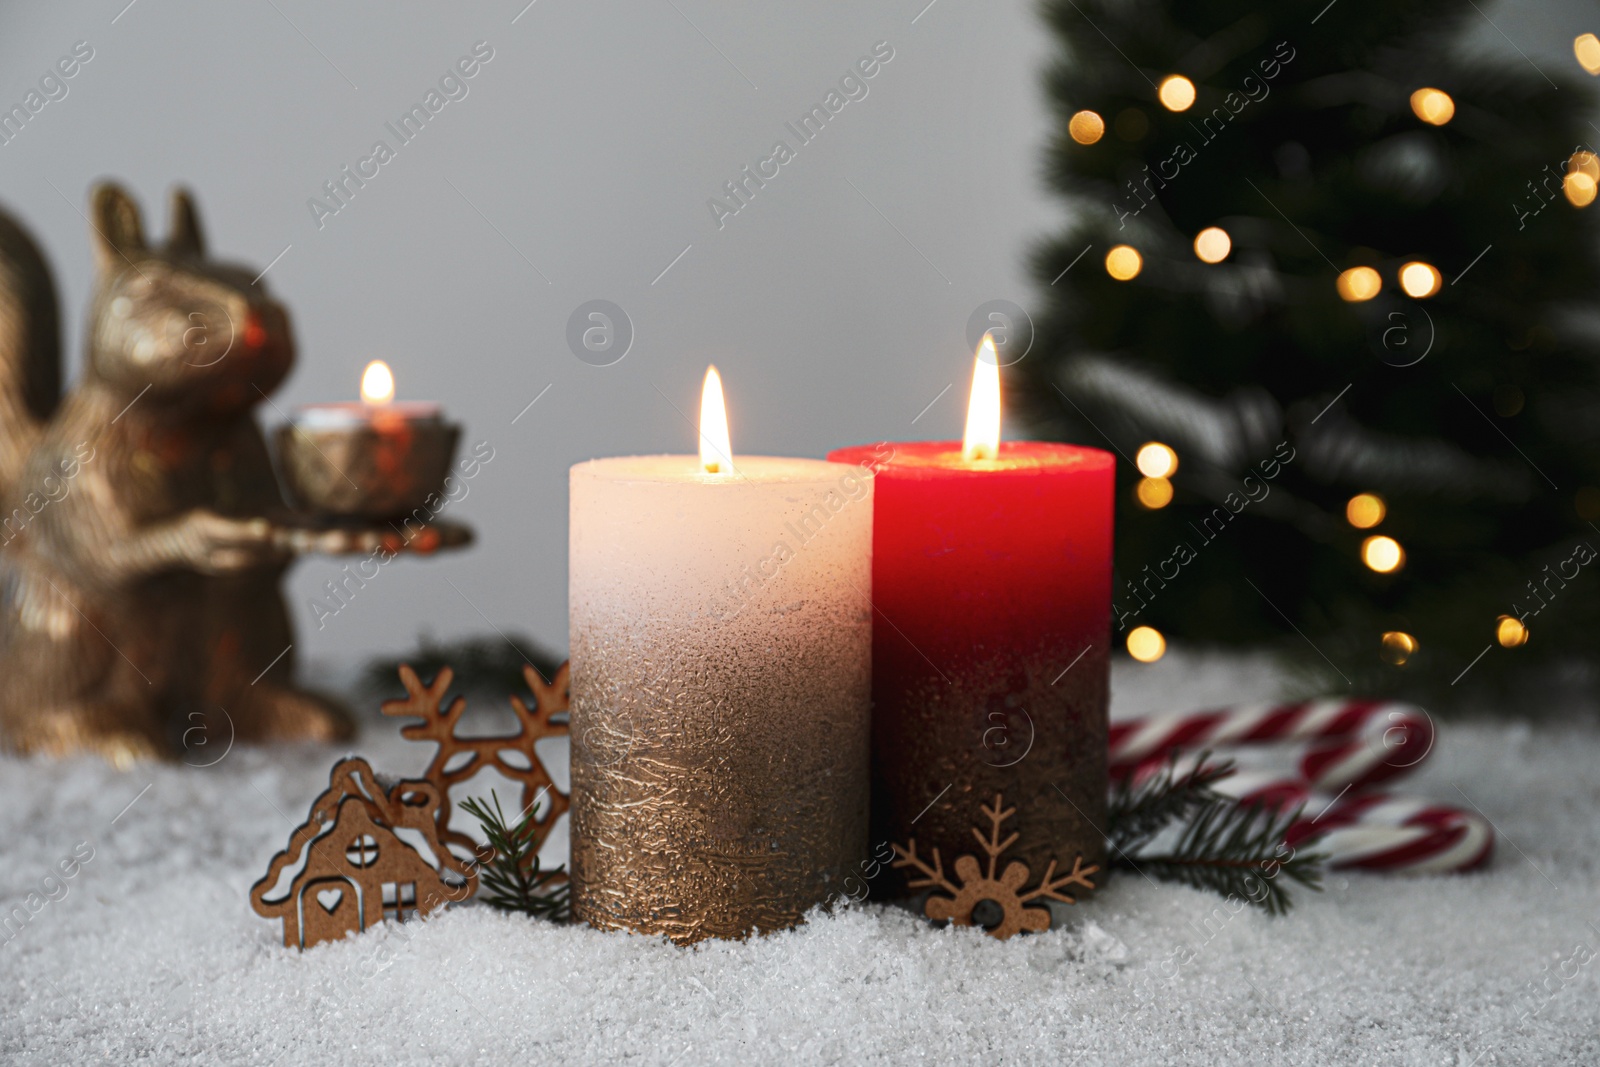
0,205,61,496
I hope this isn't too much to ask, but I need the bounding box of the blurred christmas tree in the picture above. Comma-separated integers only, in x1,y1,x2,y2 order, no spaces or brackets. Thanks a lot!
1024,0,1600,701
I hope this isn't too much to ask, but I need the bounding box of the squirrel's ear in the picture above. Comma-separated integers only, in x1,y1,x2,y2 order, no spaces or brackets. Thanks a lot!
90,183,145,274
166,187,205,258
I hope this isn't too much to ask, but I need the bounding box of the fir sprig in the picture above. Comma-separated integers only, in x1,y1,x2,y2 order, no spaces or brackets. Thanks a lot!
363,633,565,698
1105,753,1327,915
1106,751,1237,857
458,791,569,920
1131,798,1326,916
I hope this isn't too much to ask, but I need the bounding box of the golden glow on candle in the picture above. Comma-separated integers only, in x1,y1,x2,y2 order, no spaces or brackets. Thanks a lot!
1409,88,1455,126
699,364,733,474
361,360,395,406
1135,441,1178,478
1346,493,1386,529
1399,261,1442,298
1127,626,1166,663
1362,535,1405,573
1496,614,1529,647
962,334,1002,462
1158,75,1195,112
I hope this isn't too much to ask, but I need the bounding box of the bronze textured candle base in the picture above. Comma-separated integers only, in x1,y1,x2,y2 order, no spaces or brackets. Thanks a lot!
568,625,869,944
275,418,459,520
872,640,1109,900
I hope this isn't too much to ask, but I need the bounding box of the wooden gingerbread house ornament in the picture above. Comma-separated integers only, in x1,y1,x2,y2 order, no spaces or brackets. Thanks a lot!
381,662,571,871
251,757,475,949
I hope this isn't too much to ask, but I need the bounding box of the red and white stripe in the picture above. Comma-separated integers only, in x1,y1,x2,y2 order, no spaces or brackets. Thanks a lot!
1110,699,1433,793
1284,793,1494,873
1109,699,1491,874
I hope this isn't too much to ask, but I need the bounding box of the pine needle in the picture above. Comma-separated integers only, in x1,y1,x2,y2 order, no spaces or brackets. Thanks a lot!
363,633,565,697
458,790,569,920
1106,751,1237,857
1132,799,1327,916
1106,752,1327,914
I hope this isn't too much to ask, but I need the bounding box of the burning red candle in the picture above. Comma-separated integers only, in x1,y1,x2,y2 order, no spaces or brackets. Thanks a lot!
828,337,1114,893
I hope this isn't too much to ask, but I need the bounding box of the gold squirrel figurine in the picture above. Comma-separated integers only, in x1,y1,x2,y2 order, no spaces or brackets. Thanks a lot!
0,183,351,763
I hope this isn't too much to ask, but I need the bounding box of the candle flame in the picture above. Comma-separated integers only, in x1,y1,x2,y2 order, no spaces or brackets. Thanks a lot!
361,360,395,406
962,333,1001,462
699,364,733,474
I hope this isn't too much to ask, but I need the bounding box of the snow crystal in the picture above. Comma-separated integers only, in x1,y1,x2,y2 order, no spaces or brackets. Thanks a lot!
1,652,1596,1065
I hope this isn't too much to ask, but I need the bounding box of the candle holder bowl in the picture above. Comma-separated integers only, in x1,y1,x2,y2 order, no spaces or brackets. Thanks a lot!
275,418,460,520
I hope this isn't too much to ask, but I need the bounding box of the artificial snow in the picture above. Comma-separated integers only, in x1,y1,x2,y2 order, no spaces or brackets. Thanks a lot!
2,652,1597,1065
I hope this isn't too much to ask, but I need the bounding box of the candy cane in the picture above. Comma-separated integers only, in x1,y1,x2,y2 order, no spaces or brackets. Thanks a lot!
1110,699,1433,792
1284,793,1494,873
1110,700,1490,874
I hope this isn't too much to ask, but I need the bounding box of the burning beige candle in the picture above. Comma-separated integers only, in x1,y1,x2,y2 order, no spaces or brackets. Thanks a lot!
568,367,872,943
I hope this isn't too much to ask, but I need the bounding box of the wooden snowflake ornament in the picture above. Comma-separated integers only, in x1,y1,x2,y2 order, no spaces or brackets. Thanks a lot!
893,792,1100,940
381,662,570,866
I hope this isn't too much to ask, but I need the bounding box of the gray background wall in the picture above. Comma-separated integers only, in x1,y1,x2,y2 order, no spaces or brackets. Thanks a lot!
0,0,1593,670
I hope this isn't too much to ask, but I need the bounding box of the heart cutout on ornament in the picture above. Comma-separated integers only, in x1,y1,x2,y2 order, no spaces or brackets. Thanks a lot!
316,888,344,913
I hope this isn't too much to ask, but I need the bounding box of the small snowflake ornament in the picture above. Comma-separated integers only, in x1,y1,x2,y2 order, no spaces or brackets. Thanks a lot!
893,792,1099,940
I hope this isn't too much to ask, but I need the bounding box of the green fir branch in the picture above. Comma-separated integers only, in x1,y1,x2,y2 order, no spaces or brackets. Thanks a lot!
458,790,569,921
1106,751,1236,856
363,633,565,698
1105,753,1327,914
1132,799,1327,916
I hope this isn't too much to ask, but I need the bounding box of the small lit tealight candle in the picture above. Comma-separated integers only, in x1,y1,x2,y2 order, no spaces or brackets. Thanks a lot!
277,360,458,519
290,360,442,428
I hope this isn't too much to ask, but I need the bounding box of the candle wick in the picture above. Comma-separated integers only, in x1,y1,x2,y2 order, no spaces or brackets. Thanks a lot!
963,443,997,463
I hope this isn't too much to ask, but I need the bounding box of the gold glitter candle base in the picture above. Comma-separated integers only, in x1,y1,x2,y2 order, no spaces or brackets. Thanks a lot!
570,625,869,942
874,639,1108,897
568,455,874,944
